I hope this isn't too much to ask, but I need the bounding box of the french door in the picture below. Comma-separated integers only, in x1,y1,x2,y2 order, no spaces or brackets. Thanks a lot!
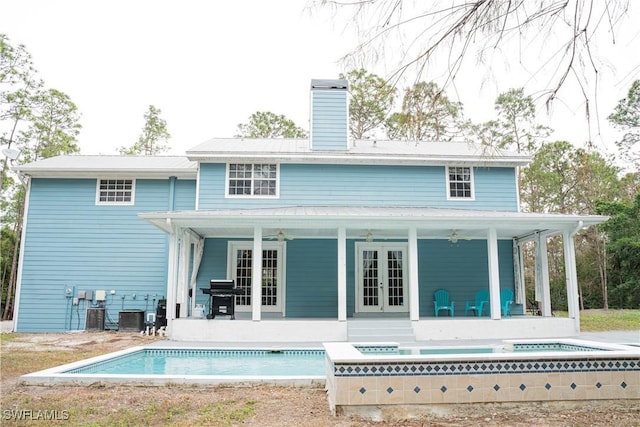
356,244,408,313
229,242,284,312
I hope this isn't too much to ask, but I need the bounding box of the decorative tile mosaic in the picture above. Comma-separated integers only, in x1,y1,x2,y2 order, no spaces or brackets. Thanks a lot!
332,357,639,377
512,342,610,352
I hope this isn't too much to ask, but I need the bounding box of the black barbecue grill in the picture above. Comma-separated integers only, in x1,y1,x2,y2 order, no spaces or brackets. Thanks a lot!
202,279,242,319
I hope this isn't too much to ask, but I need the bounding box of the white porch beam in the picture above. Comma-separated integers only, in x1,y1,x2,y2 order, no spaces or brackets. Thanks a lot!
487,227,501,319
337,227,347,321
408,227,420,321
537,236,552,316
252,226,263,321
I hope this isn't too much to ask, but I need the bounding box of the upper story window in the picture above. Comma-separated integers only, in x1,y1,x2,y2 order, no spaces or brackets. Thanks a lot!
96,179,135,205
446,166,474,200
227,163,278,197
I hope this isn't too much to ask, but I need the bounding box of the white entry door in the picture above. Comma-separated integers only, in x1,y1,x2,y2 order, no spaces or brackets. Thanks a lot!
357,244,408,313
229,242,284,312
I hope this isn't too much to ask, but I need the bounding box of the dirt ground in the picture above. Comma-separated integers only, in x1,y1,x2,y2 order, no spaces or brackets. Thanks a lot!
1,332,639,426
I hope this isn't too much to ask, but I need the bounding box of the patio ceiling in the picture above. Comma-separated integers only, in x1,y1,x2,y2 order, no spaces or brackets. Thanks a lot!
139,206,608,242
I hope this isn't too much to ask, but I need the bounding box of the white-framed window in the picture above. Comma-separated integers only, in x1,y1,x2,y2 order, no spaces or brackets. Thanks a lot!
446,166,474,200
96,178,135,205
226,163,279,197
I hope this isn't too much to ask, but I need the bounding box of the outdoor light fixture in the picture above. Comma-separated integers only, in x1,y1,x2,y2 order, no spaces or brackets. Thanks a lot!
366,231,373,242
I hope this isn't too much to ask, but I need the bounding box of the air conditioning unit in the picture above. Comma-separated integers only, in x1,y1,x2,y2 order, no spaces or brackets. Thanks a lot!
118,310,144,332
86,308,105,331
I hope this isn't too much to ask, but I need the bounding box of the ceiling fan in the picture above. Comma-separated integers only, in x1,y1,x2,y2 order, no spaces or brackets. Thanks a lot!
448,230,472,244
264,229,293,242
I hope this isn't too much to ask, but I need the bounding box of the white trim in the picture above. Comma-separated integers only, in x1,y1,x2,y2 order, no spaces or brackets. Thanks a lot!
355,242,409,313
225,163,280,199
95,178,136,206
12,178,32,328
408,228,420,321
195,166,201,210
337,227,347,321
487,227,501,319
445,166,475,201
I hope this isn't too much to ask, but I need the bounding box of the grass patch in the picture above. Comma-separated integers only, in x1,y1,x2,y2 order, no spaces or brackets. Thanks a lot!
579,309,640,332
553,309,640,331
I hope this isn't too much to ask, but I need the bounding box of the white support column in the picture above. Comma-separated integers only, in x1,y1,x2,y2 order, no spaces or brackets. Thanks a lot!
487,227,501,319
252,226,263,321
337,227,347,321
537,236,552,316
176,230,190,318
563,230,580,326
408,227,420,321
165,227,179,331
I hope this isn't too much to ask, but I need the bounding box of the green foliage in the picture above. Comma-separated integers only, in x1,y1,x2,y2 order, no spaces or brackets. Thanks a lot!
520,141,620,214
608,79,640,169
119,105,171,155
597,193,640,308
340,69,395,139
385,81,462,141
466,88,550,155
236,111,307,139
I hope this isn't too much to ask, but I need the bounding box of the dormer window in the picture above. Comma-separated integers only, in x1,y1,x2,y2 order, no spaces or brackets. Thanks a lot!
446,166,474,200
227,163,278,197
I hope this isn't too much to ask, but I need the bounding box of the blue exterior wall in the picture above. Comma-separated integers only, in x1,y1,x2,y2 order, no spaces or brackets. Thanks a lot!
198,164,518,211
286,239,338,317
192,238,517,318
310,89,348,150
16,177,196,332
417,239,518,316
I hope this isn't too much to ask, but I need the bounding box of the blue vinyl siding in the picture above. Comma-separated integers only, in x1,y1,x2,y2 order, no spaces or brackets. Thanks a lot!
16,178,193,332
286,239,338,317
198,163,518,211
417,239,515,316
174,179,196,210
193,238,229,308
311,90,348,150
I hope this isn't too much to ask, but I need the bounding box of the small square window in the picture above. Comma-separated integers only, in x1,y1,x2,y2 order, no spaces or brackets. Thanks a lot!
96,179,135,205
447,167,474,200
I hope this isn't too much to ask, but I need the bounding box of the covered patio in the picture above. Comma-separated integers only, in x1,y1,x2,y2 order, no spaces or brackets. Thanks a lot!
140,206,607,342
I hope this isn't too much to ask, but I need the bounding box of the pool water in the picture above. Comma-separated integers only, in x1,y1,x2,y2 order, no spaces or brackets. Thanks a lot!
65,348,326,376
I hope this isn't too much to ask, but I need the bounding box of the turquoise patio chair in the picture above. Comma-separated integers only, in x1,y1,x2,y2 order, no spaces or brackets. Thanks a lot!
500,288,514,316
433,289,455,317
464,289,489,316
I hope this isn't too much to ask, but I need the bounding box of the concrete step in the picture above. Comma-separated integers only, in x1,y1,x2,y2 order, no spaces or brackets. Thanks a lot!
347,319,415,344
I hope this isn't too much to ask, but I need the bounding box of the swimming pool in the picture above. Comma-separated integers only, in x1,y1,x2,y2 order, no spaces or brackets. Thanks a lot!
65,348,325,376
22,346,326,386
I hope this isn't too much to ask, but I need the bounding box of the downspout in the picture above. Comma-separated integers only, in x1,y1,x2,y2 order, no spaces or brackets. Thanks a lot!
168,176,177,211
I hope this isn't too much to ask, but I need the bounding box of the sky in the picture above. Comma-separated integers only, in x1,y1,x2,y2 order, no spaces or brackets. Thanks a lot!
1,1,639,159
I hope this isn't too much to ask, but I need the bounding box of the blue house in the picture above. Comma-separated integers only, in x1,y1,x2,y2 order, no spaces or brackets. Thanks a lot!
12,79,607,341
